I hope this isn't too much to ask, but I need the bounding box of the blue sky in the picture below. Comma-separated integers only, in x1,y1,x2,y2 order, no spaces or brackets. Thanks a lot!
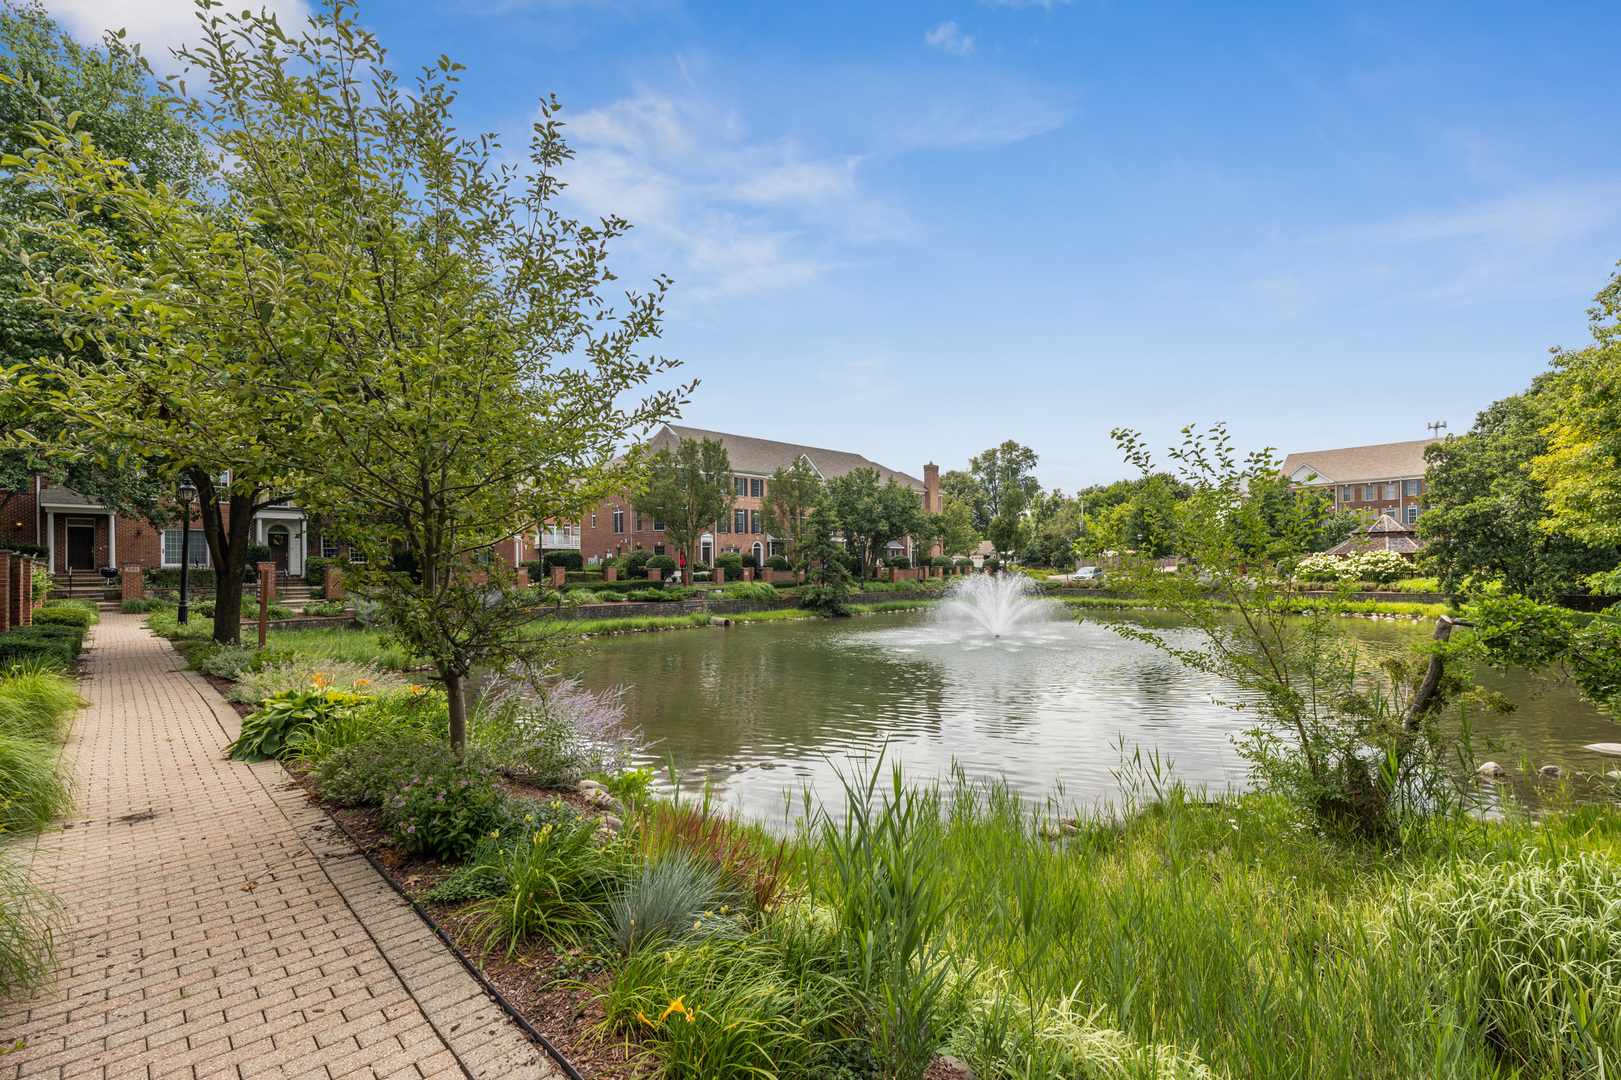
53,0,1621,490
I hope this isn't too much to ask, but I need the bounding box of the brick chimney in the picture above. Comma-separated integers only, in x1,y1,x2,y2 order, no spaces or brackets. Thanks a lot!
924,462,942,557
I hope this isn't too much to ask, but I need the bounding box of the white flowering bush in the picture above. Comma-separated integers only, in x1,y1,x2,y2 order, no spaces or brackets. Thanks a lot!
1295,553,1351,583
1350,550,1410,586
1295,550,1410,586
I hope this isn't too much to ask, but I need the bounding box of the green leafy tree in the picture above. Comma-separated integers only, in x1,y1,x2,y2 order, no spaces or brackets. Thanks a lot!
8,3,685,746
934,495,979,558
1420,376,1618,602
825,467,927,583
1102,424,1481,836
631,437,732,570
799,496,851,616
0,2,206,526
1313,508,1365,553
939,469,988,531
1531,261,1621,547
970,440,1040,554
759,456,821,562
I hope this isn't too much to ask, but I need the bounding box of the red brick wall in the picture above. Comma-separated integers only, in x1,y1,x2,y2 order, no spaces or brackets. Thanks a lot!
0,485,37,551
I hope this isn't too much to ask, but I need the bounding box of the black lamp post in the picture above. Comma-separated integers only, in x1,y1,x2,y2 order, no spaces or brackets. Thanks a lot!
177,480,197,624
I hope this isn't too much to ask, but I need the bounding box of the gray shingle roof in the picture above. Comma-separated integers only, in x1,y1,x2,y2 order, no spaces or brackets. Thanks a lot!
653,425,925,491
1326,513,1427,556
1281,439,1438,485
38,486,103,510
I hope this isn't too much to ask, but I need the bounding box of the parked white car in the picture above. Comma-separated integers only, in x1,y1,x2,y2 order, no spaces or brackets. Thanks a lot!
1075,566,1104,581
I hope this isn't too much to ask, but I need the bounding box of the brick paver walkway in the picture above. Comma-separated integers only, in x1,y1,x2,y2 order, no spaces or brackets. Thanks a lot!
1,613,557,1079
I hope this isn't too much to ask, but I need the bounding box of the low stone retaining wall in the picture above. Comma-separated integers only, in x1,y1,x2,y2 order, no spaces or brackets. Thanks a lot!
543,591,934,621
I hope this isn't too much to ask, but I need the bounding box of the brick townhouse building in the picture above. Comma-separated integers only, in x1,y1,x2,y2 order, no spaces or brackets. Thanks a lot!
2,478,545,581
574,424,941,567
0,478,335,579
1280,437,1440,524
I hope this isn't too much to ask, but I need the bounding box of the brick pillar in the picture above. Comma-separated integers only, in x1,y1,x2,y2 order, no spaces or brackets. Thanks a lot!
603,566,618,583
714,568,725,585
742,567,754,582
0,552,10,635
888,567,900,583
516,568,529,588
647,568,661,582
325,564,344,601
121,565,143,601
549,566,565,590
16,557,31,625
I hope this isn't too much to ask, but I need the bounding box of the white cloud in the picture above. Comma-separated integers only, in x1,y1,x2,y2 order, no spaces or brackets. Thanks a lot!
44,0,312,58
925,21,974,57
559,91,906,297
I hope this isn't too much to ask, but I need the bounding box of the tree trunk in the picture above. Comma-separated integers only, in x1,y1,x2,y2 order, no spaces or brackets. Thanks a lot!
1405,614,1470,730
444,667,467,751
196,475,259,647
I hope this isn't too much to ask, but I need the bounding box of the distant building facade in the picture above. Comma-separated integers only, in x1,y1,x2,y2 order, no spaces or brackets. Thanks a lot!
1280,438,1439,525
576,424,941,566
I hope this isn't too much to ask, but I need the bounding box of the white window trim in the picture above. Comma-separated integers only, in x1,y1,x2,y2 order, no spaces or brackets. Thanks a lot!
161,527,211,568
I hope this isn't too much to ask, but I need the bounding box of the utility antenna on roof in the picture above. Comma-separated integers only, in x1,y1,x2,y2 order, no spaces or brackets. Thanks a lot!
1427,420,1448,440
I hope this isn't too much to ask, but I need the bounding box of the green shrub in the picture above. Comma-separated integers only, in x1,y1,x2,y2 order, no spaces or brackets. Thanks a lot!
0,625,85,669
0,542,46,558
723,582,779,601
543,549,585,571
646,554,678,572
715,553,744,572
145,567,217,588
620,550,654,578
143,610,215,641
764,555,791,571
295,688,447,765
225,688,371,761
565,588,598,605
31,608,91,630
628,587,686,602
120,597,171,614
380,745,506,860
199,646,257,679
301,600,347,617
886,555,912,569
40,599,99,624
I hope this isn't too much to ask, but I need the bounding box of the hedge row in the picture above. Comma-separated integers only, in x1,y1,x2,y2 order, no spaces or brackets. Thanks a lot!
0,623,86,668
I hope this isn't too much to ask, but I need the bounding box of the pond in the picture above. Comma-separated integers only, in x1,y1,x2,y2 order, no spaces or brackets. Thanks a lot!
564,584,1620,822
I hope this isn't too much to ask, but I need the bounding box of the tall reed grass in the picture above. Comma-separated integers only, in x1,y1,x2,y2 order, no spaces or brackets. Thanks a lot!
0,847,62,1002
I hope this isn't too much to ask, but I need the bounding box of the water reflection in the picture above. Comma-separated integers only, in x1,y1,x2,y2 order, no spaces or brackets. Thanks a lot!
565,610,1619,824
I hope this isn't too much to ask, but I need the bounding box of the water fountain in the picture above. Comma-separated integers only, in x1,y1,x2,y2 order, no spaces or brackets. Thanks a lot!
929,572,1064,640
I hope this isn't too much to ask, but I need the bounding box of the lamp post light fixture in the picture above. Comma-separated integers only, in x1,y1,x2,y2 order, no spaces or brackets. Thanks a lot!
177,479,197,625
